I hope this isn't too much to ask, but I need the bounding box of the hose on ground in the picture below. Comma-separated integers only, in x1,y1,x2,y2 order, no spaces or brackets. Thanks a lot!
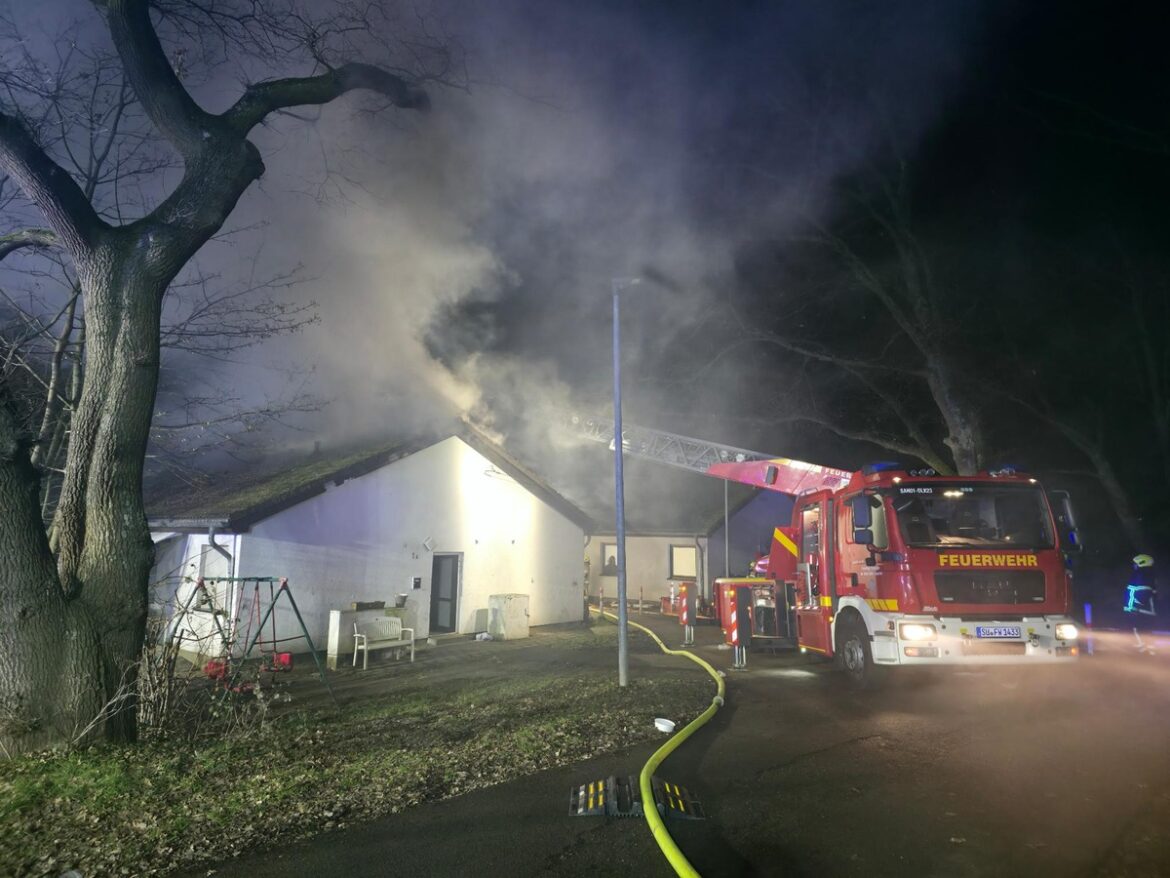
592,607,725,878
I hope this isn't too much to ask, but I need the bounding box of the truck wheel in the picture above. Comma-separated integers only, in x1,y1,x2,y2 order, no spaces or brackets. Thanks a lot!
836,616,875,687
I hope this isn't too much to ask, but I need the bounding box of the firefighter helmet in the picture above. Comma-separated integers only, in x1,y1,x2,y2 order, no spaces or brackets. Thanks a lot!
1133,554,1154,568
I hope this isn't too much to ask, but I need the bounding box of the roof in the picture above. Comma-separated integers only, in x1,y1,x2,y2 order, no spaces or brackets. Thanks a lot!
146,430,594,533
146,441,414,531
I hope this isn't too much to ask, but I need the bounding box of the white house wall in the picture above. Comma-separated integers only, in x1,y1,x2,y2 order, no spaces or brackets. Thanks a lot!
150,532,244,661
230,437,585,647
589,534,708,603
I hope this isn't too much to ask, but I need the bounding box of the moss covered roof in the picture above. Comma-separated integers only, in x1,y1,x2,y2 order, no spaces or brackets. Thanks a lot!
145,441,413,529
146,431,594,532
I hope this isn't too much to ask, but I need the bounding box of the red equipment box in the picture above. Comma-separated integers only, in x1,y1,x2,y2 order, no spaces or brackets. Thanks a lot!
716,578,757,645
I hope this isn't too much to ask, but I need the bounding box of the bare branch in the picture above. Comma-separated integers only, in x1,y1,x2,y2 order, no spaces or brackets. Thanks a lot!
748,329,926,378
768,410,951,473
223,62,430,135
101,0,215,158
0,228,57,261
0,111,103,257
1021,90,1169,157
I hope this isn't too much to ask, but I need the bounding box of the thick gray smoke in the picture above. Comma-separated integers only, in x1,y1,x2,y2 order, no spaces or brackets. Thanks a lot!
207,0,998,525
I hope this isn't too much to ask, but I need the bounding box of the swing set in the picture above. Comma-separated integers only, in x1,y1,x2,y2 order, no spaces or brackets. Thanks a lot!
166,576,338,707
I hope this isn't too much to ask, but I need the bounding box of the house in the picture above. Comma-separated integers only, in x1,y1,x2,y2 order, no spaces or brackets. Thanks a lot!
588,532,709,607
587,491,794,607
148,430,593,664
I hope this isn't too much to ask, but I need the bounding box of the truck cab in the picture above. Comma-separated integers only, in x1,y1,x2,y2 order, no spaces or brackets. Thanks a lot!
770,465,1081,682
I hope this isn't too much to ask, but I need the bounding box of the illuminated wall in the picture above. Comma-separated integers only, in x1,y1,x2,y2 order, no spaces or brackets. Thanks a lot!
151,437,586,651
588,533,709,603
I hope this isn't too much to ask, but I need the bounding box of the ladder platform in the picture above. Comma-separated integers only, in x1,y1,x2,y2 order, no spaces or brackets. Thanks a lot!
569,775,704,820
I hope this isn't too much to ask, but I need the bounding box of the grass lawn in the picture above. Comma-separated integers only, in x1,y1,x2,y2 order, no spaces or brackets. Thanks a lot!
0,624,710,877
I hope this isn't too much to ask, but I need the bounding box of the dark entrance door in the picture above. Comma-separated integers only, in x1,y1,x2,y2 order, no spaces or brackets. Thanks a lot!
430,554,460,634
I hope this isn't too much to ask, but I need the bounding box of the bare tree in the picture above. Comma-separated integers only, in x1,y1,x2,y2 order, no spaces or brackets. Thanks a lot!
0,0,451,754
0,32,320,523
987,245,1167,553
1,251,322,524
697,162,986,476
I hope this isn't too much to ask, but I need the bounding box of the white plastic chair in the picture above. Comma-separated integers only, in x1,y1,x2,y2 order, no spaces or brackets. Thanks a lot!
352,622,368,669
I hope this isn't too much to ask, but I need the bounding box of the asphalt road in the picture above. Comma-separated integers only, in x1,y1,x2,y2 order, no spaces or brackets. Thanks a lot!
191,618,1170,878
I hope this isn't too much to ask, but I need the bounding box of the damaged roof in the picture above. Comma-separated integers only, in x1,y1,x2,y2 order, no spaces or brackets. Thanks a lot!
146,430,594,533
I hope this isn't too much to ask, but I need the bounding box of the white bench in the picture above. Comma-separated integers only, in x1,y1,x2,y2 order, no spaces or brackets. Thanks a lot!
353,617,415,669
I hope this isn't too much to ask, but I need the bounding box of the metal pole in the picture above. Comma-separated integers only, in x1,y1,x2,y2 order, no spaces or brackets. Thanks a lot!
613,280,629,687
724,480,730,577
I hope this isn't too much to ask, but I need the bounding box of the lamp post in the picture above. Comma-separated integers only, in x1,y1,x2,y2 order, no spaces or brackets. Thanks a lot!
612,276,640,687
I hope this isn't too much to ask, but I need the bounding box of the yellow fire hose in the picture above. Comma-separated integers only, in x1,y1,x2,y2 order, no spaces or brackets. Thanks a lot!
593,607,726,878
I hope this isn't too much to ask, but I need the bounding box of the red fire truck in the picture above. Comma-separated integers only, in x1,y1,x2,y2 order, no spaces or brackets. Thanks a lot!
711,460,1082,683
566,416,1083,683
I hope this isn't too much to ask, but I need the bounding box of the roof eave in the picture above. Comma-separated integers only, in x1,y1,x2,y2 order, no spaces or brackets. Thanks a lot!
147,517,233,533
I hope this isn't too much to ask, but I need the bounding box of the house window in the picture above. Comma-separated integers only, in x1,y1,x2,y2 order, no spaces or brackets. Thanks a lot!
601,543,618,576
669,545,697,580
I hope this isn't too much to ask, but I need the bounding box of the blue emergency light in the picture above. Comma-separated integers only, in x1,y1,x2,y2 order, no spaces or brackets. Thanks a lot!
861,462,902,475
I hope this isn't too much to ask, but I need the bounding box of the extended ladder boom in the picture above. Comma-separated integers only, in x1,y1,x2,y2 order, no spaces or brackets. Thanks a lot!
566,415,770,474
565,415,852,495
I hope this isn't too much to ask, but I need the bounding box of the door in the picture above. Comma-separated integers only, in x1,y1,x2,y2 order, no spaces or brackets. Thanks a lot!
795,501,832,654
429,554,461,634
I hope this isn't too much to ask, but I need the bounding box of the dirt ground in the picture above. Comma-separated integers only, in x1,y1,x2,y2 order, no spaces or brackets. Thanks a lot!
251,619,702,713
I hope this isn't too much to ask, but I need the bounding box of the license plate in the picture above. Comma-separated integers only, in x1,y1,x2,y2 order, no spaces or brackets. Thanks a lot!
975,626,1022,639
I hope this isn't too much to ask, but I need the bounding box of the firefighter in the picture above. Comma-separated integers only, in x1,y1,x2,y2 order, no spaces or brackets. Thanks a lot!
1124,554,1157,654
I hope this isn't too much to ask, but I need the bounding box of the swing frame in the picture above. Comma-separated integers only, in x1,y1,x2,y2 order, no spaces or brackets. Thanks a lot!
166,576,339,708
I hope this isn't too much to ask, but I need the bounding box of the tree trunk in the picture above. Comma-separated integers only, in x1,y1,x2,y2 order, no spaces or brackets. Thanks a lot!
0,389,103,754
1089,447,1149,552
53,244,163,743
926,361,985,475
0,240,164,754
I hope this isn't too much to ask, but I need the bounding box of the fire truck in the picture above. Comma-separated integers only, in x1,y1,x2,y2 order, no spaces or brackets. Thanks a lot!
716,458,1081,682
568,416,1083,683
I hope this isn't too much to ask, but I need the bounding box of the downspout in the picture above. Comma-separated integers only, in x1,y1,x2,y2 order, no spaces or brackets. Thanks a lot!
208,526,233,564
208,526,237,652
583,534,592,602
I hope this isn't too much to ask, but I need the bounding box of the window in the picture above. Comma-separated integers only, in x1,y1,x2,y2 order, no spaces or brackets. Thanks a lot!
600,543,618,576
669,545,697,579
798,505,822,608
800,506,821,560
891,484,1054,549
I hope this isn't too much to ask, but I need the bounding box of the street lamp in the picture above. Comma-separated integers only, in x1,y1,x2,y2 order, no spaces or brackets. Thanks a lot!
612,276,640,687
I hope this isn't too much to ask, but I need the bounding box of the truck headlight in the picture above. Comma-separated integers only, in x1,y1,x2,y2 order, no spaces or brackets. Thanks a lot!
1054,623,1078,641
899,623,937,641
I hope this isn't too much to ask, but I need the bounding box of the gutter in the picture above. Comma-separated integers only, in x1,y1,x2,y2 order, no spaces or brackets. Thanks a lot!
148,517,231,532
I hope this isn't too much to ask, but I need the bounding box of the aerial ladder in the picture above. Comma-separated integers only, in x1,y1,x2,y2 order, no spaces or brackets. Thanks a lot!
563,413,850,494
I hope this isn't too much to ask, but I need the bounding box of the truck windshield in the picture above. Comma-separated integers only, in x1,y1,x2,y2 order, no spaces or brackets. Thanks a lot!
890,484,1054,549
